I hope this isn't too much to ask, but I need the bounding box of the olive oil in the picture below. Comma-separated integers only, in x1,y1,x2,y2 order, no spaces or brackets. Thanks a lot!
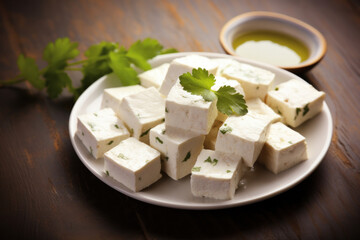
232,31,309,67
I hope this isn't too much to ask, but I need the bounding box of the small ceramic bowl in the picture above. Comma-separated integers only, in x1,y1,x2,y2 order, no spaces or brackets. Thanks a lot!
219,11,327,73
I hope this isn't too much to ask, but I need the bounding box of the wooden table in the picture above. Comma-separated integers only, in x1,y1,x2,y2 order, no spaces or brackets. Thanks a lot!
1,0,359,239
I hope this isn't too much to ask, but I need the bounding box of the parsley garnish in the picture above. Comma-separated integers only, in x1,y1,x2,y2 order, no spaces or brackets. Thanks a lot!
226,170,231,173
182,151,191,162
275,87,279,91
105,170,109,176
1,37,177,99
192,167,201,172
204,156,218,166
114,124,120,129
179,68,247,116
140,128,150,137
107,140,114,145
156,137,163,144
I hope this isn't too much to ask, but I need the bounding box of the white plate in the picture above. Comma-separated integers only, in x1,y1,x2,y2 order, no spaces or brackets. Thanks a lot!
69,52,333,210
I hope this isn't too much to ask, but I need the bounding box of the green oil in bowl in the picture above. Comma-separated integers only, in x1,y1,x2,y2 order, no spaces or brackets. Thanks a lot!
232,31,309,67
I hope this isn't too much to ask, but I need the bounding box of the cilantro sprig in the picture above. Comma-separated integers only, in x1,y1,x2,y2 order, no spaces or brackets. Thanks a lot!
179,68,248,116
1,37,177,99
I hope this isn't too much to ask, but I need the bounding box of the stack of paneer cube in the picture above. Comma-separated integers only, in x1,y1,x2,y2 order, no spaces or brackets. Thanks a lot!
76,54,325,199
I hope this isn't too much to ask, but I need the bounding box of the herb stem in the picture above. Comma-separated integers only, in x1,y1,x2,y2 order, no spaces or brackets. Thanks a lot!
67,55,108,67
0,75,25,87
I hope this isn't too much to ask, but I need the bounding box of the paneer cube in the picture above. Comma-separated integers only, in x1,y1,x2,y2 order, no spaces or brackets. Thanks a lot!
258,122,308,174
212,75,246,122
190,149,243,200
104,137,161,192
212,58,234,76
76,108,130,159
265,79,325,128
159,55,217,96
139,63,170,89
165,81,218,135
219,60,275,101
101,85,146,116
204,120,223,150
246,98,282,123
119,87,165,144
215,112,272,167
149,123,205,180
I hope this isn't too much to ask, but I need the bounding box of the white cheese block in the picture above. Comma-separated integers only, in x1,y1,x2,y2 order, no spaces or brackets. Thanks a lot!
246,98,282,123
139,63,170,89
119,87,165,144
191,149,243,200
212,58,234,76
101,85,146,116
258,122,308,174
265,79,325,128
104,137,161,192
219,60,275,101
204,120,223,150
159,55,217,96
165,80,218,135
212,75,246,122
215,112,272,167
76,108,130,159
149,123,205,180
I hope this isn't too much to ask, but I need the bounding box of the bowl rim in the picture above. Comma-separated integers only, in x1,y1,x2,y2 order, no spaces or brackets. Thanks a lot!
219,11,327,71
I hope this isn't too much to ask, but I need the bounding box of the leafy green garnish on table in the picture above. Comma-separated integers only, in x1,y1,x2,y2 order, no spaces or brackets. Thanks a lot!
1,37,177,99
179,68,247,116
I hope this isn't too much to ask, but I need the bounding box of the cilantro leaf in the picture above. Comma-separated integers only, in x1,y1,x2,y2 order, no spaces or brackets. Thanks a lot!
126,38,164,71
43,38,79,70
17,54,44,89
160,48,178,55
78,42,118,93
179,68,247,116
3,37,176,99
215,86,247,116
44,71,72,98
179,68,217,101
109,52,140,86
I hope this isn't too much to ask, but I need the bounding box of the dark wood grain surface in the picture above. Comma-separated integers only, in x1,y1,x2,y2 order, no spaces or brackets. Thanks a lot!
1,0,359,239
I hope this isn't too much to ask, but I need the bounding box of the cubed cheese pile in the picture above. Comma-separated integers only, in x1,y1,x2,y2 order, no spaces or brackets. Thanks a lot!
76,54,325,199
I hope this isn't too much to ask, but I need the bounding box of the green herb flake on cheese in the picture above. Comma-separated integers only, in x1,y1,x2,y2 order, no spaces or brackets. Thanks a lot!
204,156,218,166
220,125,232,134
156,137,163,144
118,153,129,160
192,167,201,172
182,151,191,162
303,104,310,116
140,128,150,137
